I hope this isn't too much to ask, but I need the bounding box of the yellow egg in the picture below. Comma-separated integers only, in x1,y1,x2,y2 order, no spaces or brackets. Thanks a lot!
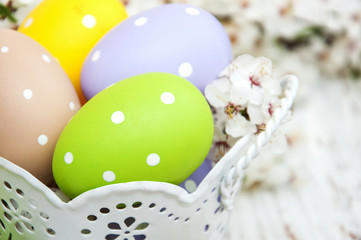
18,0,128,104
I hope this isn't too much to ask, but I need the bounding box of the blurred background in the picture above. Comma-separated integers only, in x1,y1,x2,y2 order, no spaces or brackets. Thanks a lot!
1,0,361,239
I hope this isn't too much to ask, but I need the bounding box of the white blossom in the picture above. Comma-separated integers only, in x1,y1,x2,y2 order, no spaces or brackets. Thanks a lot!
205,54,285,166
225,114,257,137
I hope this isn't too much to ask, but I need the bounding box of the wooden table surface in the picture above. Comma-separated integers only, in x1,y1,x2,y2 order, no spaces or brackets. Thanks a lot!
225,79,361,240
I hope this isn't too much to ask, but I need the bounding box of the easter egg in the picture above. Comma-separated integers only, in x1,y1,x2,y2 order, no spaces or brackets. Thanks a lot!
53,72,214,199
81,3,232,100
0,29,80,184
179,158,213,193
18,0,128,104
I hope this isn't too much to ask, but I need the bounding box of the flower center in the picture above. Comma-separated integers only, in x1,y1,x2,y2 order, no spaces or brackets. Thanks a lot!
250,76,261,87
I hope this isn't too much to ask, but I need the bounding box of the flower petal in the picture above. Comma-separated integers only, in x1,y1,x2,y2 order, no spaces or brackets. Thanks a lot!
225,115,249,137
135,223,149,230
249,86,264,105
108,222,121,230
124,217,135,227
105,234,119,240
255,57,273,75
230,81,251,105
134,235,147,240
263,77,282,96
229,72,250,84
212,77,232,92
248,104,266,124
205,84,229,108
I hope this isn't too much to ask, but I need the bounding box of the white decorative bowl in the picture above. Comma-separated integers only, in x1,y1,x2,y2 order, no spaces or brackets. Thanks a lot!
0,75,298,240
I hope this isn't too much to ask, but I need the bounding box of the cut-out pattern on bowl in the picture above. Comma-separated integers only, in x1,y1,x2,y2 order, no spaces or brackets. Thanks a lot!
105,217,148,240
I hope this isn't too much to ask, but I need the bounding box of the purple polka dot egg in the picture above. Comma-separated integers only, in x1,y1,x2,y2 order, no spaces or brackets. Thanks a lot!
81,3,233,100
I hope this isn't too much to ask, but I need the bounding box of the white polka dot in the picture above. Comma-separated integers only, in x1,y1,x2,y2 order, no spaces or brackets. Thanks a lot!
147,153,160,166
82,14,96,28
42,54,50,63
185,7,200,15
134,17,148,26
64,152,73,164
38,135,48,146
23,89,33,100
161,92,175,104
1,46,9,53
103,171,116,182
69,102,75,110
111,111,125,124
178,62,193,78
92,50,101,62
24,17,33,28
185,180,197,193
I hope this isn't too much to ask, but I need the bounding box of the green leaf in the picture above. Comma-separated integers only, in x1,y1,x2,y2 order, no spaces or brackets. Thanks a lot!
0,3,18,23
350,67,361,80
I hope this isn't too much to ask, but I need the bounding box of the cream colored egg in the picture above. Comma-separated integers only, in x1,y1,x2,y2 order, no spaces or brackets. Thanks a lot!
0,29,80,184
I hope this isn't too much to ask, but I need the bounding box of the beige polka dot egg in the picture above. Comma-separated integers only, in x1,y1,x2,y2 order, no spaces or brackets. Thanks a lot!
0,29,81,184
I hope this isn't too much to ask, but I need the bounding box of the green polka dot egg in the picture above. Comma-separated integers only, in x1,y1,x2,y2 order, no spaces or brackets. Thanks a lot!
52,72,214,199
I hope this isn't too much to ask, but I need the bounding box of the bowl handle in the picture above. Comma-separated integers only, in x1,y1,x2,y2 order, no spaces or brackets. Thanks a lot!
219,75,299,209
